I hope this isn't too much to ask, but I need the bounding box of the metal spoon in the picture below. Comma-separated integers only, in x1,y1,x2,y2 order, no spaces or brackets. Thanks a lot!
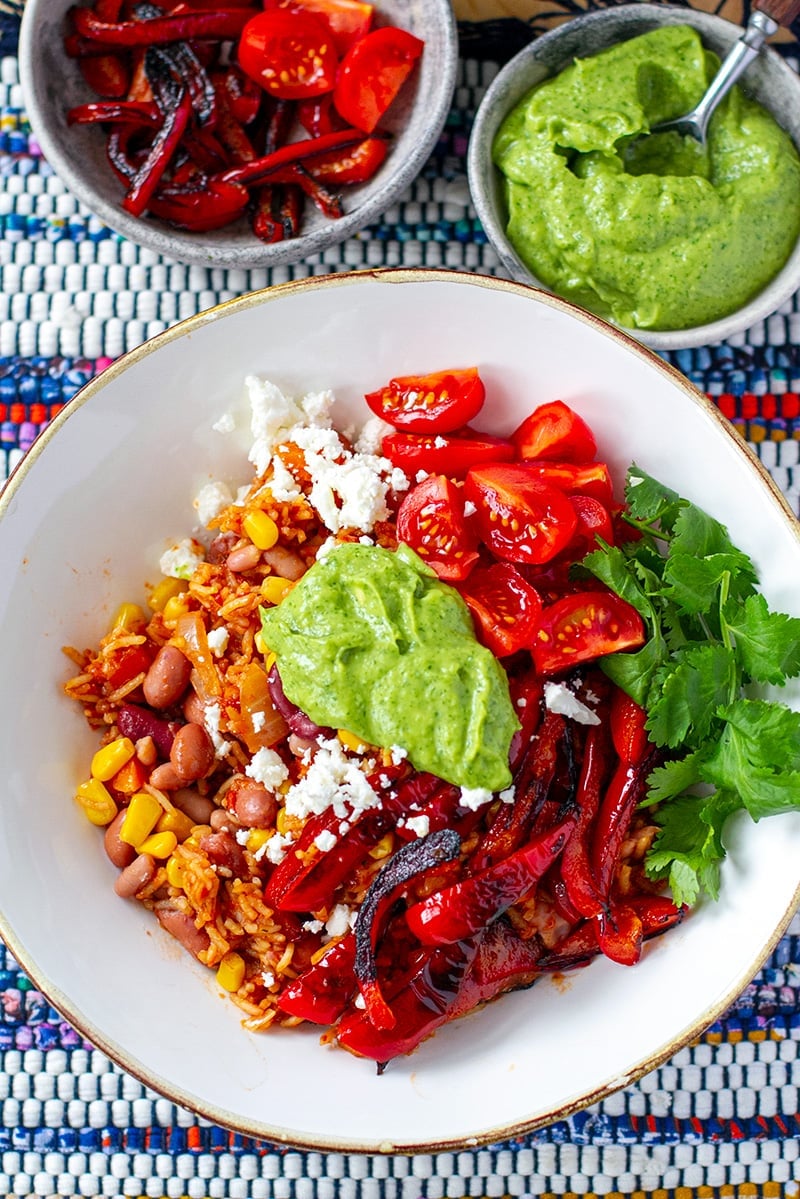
649,0,800,144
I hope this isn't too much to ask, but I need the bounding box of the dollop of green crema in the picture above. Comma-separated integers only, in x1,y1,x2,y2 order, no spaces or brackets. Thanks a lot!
260,542,518,792
493,25,800,331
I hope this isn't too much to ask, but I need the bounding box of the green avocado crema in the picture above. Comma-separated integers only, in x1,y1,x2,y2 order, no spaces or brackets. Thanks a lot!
492,26,800,331
259,542,519,792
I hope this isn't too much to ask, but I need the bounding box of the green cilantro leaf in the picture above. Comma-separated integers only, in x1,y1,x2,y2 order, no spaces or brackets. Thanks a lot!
645,791,738,906
724,593,800,684
646,643,737,749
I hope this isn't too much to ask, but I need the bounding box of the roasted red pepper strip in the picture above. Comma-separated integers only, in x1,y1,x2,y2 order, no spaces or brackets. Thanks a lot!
217,128,365,186
558,721,612,919
74,0,130,94
591,748,660,902
122,87,193,216
595,902,644,966
406,813,576,946
539,894,684,973
70,6,252,46
147,178,250,230
336,938,479,1067
67,100,162,126
260,164,343,217
277,932,357,1024
306,136,388,184
449,917,542,1018
609,688,649,765
353,828,462,1030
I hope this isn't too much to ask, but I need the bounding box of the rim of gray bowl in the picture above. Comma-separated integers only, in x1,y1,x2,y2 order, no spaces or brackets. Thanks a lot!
467,3,800,351
19,0,458,270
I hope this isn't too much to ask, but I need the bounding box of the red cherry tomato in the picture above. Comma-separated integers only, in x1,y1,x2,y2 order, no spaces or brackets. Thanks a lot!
570,493,615,550
459,563,542,657
524,460,615,505
238,9,339,100
366,367,485,434
464,463,578,566
333,25,424,133
106,644,156,688
263,0,374,54
531,590,645,676
382,430,514,478
396,475,479,582
512,400,597,463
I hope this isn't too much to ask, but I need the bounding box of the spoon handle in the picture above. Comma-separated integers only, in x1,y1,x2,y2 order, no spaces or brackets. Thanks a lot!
691,10,775,135
755,0,800,27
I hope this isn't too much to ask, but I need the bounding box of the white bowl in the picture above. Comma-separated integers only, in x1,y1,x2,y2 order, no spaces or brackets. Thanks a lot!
19,0,456,269
1,269,799,1152
467,4,800,351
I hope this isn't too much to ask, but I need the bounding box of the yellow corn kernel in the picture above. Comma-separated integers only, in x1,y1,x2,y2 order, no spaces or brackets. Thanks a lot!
337,728,368,754
217,951,246,992
368,833,394,860
137,830,178,859
254,631,267,655
75,779,118,827
183,823,213,850
148,577,188,613
246,828,271,854
244,510,279,551
162,594,189,623
264,651,277,672
156,808,194,842
276,807,292,835
119,790,163,848
166,856,185,889
91,736,135,782
109,602,145,633
260,575,293,605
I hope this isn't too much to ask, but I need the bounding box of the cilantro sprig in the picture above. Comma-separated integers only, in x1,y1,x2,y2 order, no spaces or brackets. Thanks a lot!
583,466,800,908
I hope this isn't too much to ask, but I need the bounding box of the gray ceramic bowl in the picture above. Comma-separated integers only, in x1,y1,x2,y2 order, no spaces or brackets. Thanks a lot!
467,3,800,351
19,0,456,269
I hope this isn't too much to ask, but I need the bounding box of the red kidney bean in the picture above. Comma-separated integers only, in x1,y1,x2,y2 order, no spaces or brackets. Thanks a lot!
143,645,192,709
268,664,331,740
149,762,184,791
231,779,277,828
135,735,157,767
227,543,262,572
104,810,136,870
182,689,206,725
170,722,215,782
118,703,177,759
171,787,216,825
156,906,211,959
114,853,156,898
198,830,248,877
262,545,306,581
208,531,238,564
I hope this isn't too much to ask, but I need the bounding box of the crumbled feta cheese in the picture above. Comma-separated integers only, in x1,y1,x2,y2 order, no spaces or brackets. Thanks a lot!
206,627,229,657
314,829,338,853
257,831,293,865
463,500,477,517
390,745,407,765
246,747,289,790
404,815,430,838
194,480,234,527
354,992,366,1010
325,904,352,938
459,786,494,812
252,711,266,732
355,415,393,455
269,456,303,503
415,470,429,484
359,535,374,546
261,971,276,988
315,536,340,562
213,412,235,434
543,681,601,726
203,702,232,759
338,821,351,836
499,786,516,805
433,436,447,448
378,774,392,789
284,737,381,823
235,828,250,846
517,697,527,708
158,537,205,580
303,919,324,934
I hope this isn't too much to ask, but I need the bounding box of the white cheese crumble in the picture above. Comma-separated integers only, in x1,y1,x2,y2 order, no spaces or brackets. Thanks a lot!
194,480,234,527
355,414,393,455
261,971,276,988
459,786,494,812
499,785,516,805
302,919,324,934
390,745,408,765
284,737,381,823
354,992,366,1010
203,702,232,759
246,747,289,790
158,537,205,580
256,831,293,865
252,711,266,732
206,627,229,657
325,904,352,939
543,681,601,726
212,412,235,434
403,814,430,838
235,828,250,846
314,829,338,853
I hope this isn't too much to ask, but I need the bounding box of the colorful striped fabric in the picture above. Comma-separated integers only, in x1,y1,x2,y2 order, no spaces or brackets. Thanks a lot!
1,5,800,1195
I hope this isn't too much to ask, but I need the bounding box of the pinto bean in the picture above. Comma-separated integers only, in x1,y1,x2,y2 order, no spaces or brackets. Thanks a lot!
143,645,192,710
170,722,215,782
208,531,238,564
149,761,183,791
231,780,277,828
182,688,206,726
104,810,136,870
156,906,211,959
210,807,240,832
226,543,262,573
198,830,248,877
262,545,306,581
171,787,215,825
288,733,318,758
114,853,156,898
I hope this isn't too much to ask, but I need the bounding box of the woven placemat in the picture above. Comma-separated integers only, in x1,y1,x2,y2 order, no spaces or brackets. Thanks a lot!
1,8,800,1195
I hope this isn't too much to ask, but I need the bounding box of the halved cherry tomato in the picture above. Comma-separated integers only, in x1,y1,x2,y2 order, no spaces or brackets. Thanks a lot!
264,0,374,54
459,563,542,657
512,400,597,463
464,463,578,566
333,25,424,133
382,430,514,478
531,590,645,676
307,135,388,183
238,9,339,99
570,493,615,550
366,367,485,434
396,475,478,582
106,644,156,688
524,461,614,505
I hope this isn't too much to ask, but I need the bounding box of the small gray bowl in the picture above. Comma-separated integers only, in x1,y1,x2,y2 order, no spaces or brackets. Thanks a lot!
467,3,800,351
19,0,456,269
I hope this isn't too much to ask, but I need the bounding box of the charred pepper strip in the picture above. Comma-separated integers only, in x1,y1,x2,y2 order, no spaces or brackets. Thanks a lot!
448,916,542,1018
353,828,462,1030
147,178,250,230
277,932,357,1024
538,894,685,973
217,129,367,187
67,100,162,126
122,87,193,216
406,813,576,946
558,721,612,918
591,748,660,902
70,6,251,47
144,38,216,128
